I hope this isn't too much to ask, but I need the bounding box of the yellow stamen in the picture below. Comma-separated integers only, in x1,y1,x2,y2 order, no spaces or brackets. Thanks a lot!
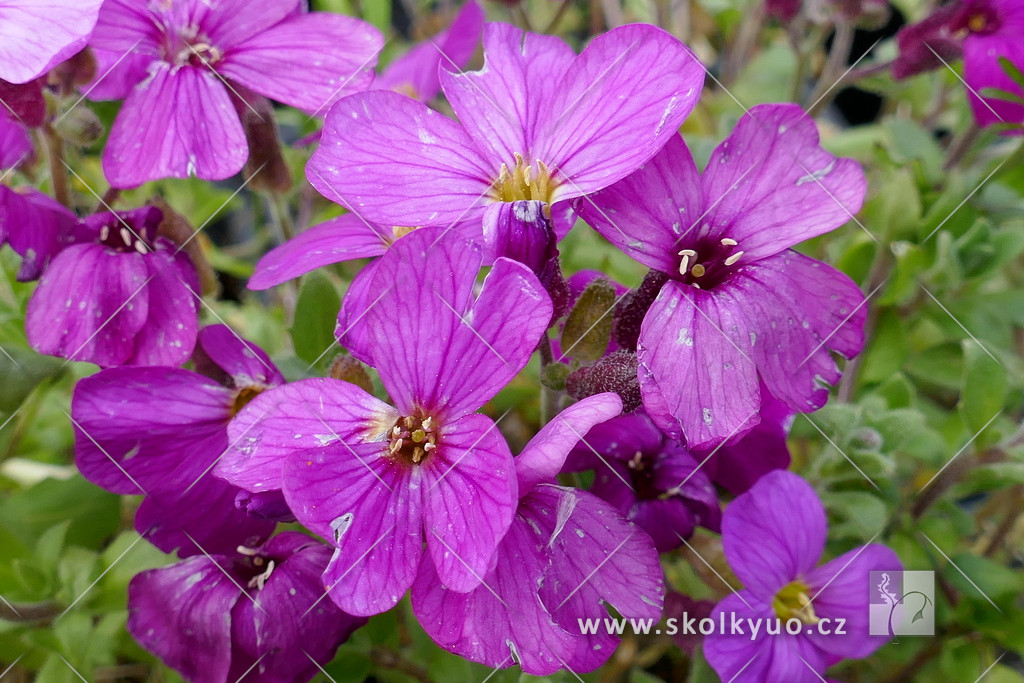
491,153,559,204
772,581,820,624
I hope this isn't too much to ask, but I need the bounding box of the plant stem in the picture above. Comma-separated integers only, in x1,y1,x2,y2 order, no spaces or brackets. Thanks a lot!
369,647,430,683
807,21,854,115
543,0,574,33
943,122,981,170
42,124,71,208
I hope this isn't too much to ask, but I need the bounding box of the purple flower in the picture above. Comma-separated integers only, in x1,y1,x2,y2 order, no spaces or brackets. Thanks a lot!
128,531,366,683
88,0,384,187
574,104,867,450
217,227,553,616
413,394,666,675
0,0,103,84
952,0,1024,130
26,206,200,367
307,22,704,240
703,471,900,682
71,325,281,556
374,0,485,102
562,411,720,551
0,188,77,281
894,0,1024,130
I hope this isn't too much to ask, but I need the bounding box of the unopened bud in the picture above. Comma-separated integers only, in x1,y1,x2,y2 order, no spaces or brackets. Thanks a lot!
329,353,374,394
613,270,668,352
565,350,641,413
54,106,103,146
561,278,616,362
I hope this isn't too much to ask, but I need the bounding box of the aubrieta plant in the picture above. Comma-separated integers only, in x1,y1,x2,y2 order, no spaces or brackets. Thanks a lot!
1,1,1023,682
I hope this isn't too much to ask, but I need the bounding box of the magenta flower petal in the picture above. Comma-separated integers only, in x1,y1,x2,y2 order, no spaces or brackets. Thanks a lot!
91,0,165,53
704,592,830,683
411,519,583,675
129,533,364,683
563,412,664,472
637,281,760,449
535,24,704,199
188,0,302,50
802,544,902,659
0,116,31,169
377,0,485,101
74,368,232,494
283,441,424,616
516,393,624,492
535,486,664,630
219,377,398,492
308,91,492,225
134,472,270,556
197,324,284,388
1,187,78,281
699,385,794,495
250,214,389,290
72,366,273,555
130,249,200,367
248,534,368,680
336,259,382,364
574,133,702,273
728,251,866,413
85,48,153,100
701,104,866,261
104,64,247,188
0,0,103,84
26,243,150,367
722,470,827,601
422,413,517,592
128,555,238,682
362,228,550,420
218,13,382,114
440,22,576,167
963,31,1024,128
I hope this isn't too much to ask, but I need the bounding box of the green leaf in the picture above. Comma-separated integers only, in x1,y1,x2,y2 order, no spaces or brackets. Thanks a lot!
824,491,888,540
958,339,1006,436
859,309,909,385
0,476,120,551
999,56,1024,91
290,271,342,367
946,553,1024,603
0,347,65,413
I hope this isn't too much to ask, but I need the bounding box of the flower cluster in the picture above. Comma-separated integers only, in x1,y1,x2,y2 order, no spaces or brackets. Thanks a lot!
14,0,1017,681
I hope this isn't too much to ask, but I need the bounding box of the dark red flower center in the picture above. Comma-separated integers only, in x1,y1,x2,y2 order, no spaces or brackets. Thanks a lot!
626,451,661,500
673,235,745,290
233,546,276,591
97,220,153,254
388,414,438,465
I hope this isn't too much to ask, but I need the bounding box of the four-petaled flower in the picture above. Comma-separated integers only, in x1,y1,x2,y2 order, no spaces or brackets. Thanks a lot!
217,227,553,616
703,470,901,682
27,206,201,367
575,104,867,449
307,22,704,242
88,0,384,187
72,325,282,555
